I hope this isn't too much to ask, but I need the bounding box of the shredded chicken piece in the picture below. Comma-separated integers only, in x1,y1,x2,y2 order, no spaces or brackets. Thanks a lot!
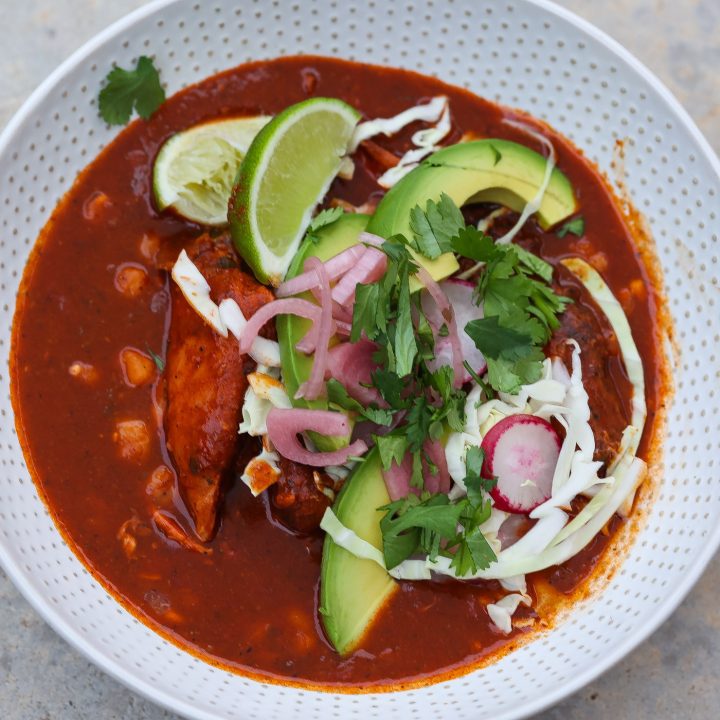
360,139,400,169
116,514,150,559
165,234,273,541
153,511,212,555
328,197,379,215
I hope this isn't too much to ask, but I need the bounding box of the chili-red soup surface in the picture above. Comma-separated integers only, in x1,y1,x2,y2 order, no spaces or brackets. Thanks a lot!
10,56,663,689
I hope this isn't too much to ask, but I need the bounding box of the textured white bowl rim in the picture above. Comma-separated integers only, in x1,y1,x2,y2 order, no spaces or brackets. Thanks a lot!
1,1,718,719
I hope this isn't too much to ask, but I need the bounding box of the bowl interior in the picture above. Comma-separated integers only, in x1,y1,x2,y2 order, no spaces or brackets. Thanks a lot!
1,1,719,719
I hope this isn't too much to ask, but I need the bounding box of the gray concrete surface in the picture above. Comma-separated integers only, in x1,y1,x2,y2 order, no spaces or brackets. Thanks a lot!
1,1,718,718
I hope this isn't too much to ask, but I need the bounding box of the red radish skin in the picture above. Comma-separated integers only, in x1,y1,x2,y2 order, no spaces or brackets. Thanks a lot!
421,278,487,383
480,414,561,514
444,279,487,379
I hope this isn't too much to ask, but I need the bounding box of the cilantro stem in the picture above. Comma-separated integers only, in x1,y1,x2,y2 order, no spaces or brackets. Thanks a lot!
463,360,494,399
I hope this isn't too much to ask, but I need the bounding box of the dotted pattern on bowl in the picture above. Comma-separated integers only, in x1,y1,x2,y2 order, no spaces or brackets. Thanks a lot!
0,1,719,719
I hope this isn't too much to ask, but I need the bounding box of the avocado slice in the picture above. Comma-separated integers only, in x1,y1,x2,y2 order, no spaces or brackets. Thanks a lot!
367,138,578,282
276,212,369,451
320,449,397,655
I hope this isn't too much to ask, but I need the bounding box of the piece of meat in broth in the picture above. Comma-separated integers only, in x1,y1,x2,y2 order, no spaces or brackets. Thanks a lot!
165,234,273,541
269,458,334,534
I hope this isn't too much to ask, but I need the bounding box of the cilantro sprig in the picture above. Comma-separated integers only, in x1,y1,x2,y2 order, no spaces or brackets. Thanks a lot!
556,215,585,238
351,238,419,376
450,222,571,394
408,193,465,259
379,449,498,576
337,193,570,574
98,56,165,126
305,207,345,244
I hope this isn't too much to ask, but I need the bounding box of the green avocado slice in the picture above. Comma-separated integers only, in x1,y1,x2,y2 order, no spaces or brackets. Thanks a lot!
320,449,396,655
367,138,578,282
276,212,369,451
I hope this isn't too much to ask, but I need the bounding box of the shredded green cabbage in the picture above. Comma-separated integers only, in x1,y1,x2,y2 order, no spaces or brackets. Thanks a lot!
319,508,387,569
561,257,646,472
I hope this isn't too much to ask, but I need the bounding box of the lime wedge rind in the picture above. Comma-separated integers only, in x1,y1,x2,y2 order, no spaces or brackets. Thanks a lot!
152,115,271,226
229,98,360,285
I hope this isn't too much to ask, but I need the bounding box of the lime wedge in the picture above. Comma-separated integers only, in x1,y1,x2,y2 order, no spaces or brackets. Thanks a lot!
229,98,360,285
153,116,271,225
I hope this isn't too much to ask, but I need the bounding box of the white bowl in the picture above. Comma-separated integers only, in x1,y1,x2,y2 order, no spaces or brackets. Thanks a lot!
1,1,718,718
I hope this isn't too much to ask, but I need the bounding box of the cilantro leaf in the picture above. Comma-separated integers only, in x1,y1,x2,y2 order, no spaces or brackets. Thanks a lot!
394,267,418,376
306,207,344,243
98,56,165,126
380,494,464,569
556,216,585,238
406,396,432,452
451,225,497,262
326,379,393,426
409,193,465,259
485,348,545,394
350,282,383,342
410,450,425,489
464,316,534,360
375,435,409,471
363,406,394,425
371,369,405,409
513,244,553,282
463,360,494,399
463,447,496,506
453,523,496,574
146,346,165,372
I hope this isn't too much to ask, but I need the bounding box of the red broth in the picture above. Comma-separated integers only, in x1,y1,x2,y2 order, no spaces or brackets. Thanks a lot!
11,57,663,688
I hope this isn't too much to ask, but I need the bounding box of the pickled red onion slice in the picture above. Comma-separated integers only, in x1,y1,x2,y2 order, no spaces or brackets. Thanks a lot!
266,408,367,467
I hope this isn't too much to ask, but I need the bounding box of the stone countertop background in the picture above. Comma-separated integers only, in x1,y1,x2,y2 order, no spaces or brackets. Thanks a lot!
1,1,718,718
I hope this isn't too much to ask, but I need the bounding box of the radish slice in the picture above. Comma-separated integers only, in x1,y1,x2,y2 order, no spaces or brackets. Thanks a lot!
425,337,454,375
275,244,366,297
481,414,562,514
420,278,486,382
265,408,367,467
326,340,383,406
415,267,464,387
443,279,487,379
330,246,387,306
